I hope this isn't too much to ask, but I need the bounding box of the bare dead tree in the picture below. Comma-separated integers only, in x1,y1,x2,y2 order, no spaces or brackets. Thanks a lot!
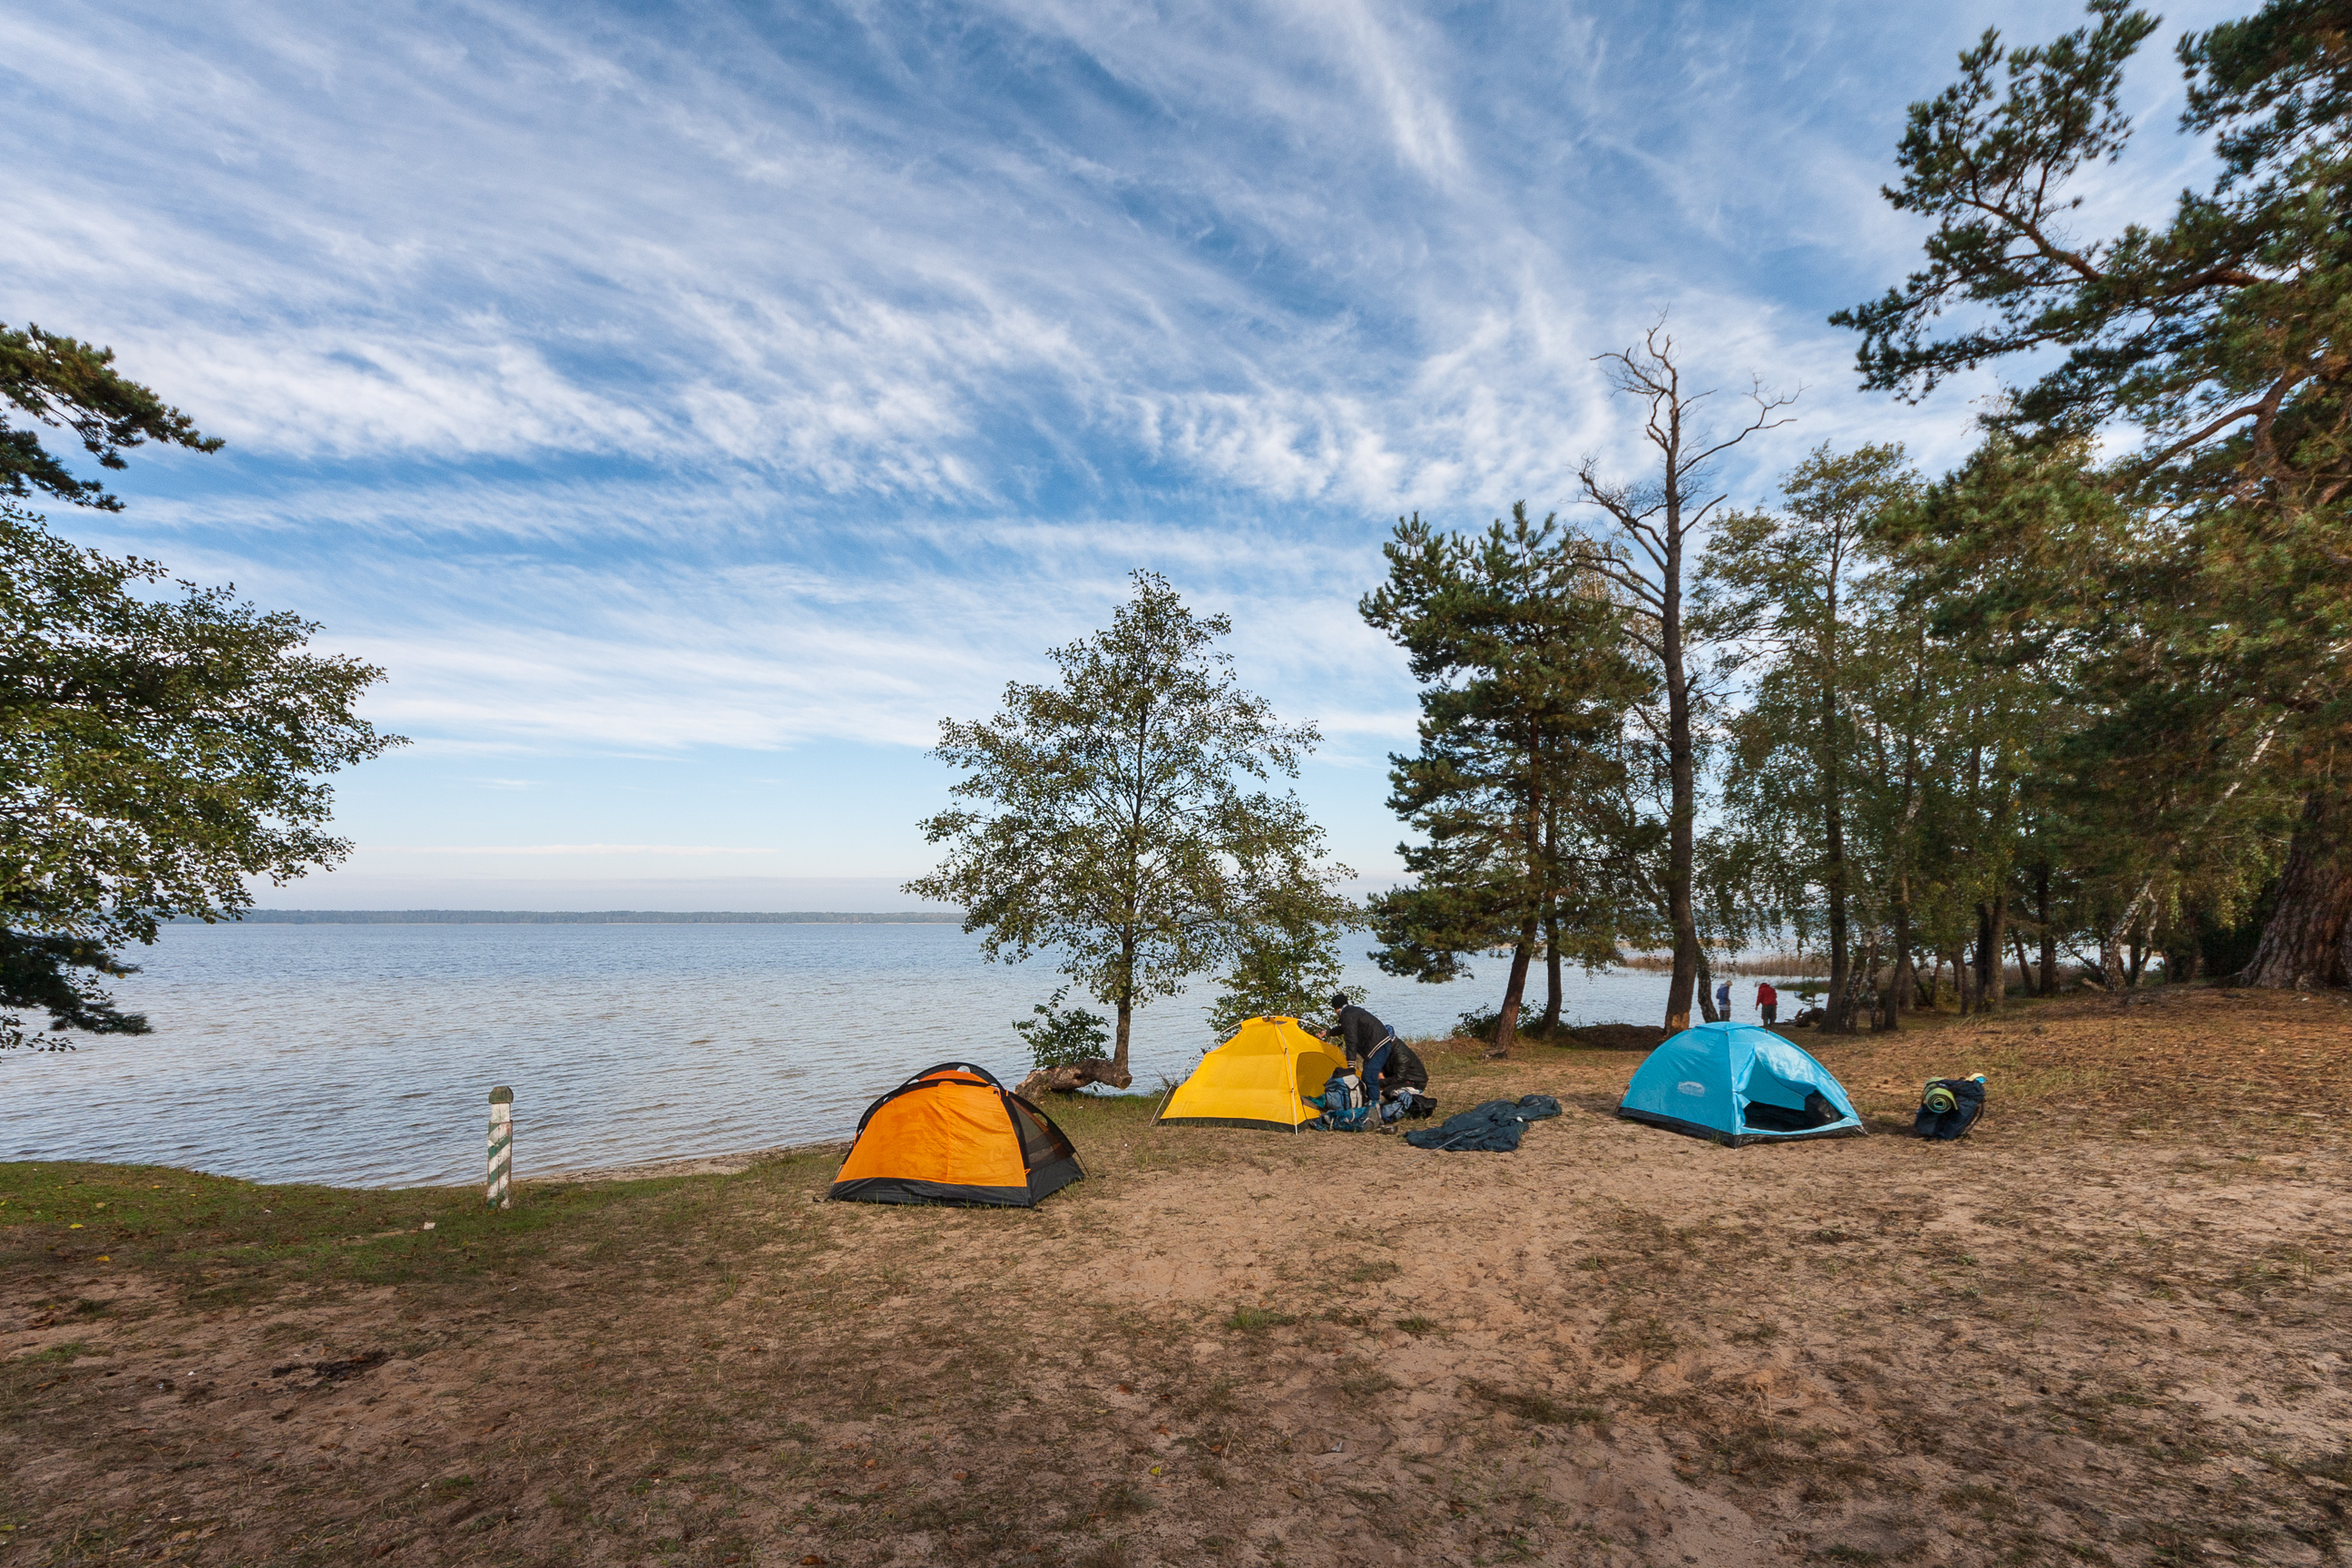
1573,324,1797,1032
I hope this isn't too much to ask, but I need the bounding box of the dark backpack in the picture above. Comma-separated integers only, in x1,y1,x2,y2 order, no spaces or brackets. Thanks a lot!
1316,1068,1369,1131
1914,1077,1985,1141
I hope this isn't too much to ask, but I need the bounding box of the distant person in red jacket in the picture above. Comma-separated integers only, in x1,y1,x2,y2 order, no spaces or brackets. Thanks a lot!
1756,982,1779,1025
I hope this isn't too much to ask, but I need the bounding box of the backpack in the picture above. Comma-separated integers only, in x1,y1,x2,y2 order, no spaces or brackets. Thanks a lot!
1316,1068,1369,1131
1915,1076,1985,1141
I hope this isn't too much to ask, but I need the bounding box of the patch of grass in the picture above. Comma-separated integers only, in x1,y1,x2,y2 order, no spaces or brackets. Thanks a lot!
0,1160,750,1301
12,1340,100,1366
1466,1380,1602,1426
1729,1322,1780,1345
1393,1316,1438,1337
1344,1259,1400,1284
1338,1370,1398,1397
1224,1307,1296,1332
1596,1309,1678,1362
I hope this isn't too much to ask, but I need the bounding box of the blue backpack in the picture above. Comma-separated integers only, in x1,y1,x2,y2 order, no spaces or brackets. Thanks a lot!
1315,1067,1369,1131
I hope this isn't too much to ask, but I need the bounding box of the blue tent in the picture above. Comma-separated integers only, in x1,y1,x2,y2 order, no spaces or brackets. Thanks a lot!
1618,1023,1866,1146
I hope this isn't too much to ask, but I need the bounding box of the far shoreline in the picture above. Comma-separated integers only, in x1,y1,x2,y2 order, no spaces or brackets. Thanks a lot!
168,909,966,925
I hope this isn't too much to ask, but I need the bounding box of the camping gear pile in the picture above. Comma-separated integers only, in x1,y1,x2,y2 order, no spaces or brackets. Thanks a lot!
1617,1022,1863,1146
1915,1074,1986,1140
828,1062,1084,1207
1403,1093,1562,1152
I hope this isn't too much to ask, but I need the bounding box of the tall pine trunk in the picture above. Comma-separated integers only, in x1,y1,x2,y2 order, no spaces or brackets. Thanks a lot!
1984,892,2008,1013
2240,789,2352,988
1494,918,1538,1053
2037,864,2057,996
1662,535,1700,1033
1541,914,1563,1038
1821,582,1853,1033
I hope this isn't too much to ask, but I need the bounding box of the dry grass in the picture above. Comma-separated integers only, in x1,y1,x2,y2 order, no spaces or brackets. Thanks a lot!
3,985,2348,1566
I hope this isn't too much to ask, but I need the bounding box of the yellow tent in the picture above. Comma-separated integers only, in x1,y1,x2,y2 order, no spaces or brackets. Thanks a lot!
1155,1015,1348,1132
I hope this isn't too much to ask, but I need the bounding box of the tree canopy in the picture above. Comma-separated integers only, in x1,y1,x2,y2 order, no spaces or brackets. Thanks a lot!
2,504,400,1047
906,572,1352,1084
3,324,221,512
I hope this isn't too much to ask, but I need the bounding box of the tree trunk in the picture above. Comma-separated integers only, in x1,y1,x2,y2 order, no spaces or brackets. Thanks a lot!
1541,913,1563,1038
1821,640,1851,1033
1953,945,1975,1014
2101,882,2152,992
2013,931,2034,997
1494,920,1538,1054
1984,894,2009,1012
2239,789,2352,989
1696,948,1720,1023
1018,1059,1130,1098
2036,863,2057,996
1890,871,1914,1019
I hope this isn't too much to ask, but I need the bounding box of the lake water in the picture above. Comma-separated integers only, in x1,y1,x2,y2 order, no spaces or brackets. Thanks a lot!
0,923,1803,1187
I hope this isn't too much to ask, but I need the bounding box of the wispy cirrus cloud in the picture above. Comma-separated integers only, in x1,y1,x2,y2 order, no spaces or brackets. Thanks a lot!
0,0,2249,887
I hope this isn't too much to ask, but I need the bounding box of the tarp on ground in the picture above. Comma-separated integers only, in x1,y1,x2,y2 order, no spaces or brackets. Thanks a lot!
1155,1016,1348,1132
1618,1022,1865,1147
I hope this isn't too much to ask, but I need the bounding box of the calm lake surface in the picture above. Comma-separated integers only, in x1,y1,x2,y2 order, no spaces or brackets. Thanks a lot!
0,923,1803,1187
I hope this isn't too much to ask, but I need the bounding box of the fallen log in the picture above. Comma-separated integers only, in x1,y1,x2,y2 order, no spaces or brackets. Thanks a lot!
1015,1058,1133,1098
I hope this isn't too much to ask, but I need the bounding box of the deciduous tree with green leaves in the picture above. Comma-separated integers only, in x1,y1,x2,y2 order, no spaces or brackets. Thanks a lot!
3,504,400,1047
906,572,1351,1089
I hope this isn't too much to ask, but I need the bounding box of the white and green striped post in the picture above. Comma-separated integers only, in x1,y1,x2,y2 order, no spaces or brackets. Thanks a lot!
486,1086,514,1210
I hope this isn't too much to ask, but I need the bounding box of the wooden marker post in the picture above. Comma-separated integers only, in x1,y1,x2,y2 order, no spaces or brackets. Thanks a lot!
486,1086,514,1210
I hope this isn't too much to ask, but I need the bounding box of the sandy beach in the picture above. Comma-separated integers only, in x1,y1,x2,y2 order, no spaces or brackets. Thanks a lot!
5,985,2348,1566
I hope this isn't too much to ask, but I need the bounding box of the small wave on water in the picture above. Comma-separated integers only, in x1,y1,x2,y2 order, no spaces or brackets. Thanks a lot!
0,922,1793,1187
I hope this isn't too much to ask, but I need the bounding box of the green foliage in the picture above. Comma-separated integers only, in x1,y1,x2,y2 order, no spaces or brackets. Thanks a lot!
1361,505,1651,1046
1203,904,1355,1041
1012,986,1112,1071
1836,0,2352,987
906,572,1352,1073
1705,444,1927,1027
0,504,401,1046
1,324,221,512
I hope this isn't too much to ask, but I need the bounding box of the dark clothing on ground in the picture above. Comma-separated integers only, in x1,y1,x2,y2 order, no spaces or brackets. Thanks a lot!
1373,1039,1428,1093
1403,1094,1562,1152
1335,1003,1396,1063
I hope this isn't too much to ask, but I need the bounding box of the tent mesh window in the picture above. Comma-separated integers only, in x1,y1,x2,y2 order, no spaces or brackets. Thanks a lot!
1005,1099,1071,1167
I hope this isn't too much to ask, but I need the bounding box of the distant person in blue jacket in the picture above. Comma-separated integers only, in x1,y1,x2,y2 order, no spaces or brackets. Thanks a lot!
1715,980,1731,1018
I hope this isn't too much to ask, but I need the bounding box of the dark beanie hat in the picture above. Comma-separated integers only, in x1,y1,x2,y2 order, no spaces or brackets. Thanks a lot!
1330,992,1350,1010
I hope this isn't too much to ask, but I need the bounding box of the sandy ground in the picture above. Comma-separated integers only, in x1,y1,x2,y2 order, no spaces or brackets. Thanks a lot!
5,986,2349,1567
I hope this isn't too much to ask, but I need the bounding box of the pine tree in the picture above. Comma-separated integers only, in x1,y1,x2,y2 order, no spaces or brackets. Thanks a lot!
1362,505,1651,1053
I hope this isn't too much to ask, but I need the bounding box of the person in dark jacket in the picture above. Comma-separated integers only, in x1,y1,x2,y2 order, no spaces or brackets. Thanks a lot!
1330,994,1427,1123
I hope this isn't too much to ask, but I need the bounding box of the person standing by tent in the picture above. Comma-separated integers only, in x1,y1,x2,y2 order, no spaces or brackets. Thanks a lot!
1331,993,1427,1125
1756,981,1779,1026
1715,980,1732,1018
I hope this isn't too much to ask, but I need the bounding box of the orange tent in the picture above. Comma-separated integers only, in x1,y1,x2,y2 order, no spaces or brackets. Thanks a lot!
828,1062,1084,1208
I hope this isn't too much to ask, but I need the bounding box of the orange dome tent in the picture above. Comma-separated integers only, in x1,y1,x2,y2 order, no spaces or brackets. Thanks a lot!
828,1062,1085,1208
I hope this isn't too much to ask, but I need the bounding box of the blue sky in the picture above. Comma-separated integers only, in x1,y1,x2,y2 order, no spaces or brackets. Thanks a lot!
5,0,2239,909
